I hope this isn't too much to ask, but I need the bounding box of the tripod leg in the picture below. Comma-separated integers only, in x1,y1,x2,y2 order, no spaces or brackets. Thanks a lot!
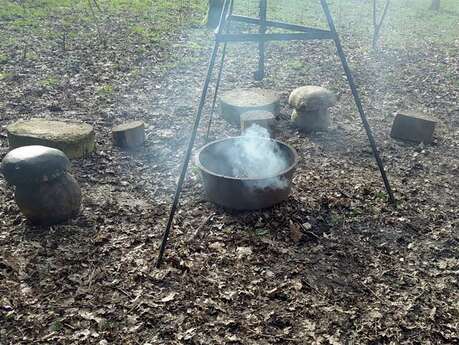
255,0,267,81
205,42,228,143
205,0,234,142
156,0,232,268
320,0,396,206
156,41,221,268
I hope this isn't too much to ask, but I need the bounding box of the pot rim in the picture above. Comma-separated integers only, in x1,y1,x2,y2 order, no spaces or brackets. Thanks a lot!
196,136,299,182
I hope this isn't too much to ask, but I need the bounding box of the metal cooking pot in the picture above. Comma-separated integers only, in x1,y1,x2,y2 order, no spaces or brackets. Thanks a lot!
196,136,298,210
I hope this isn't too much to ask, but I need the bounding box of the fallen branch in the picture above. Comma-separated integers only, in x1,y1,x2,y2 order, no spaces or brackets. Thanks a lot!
189,213,215,242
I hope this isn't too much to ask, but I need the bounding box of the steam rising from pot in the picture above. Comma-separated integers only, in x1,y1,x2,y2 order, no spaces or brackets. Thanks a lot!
217,124,290,189
197,130,298,209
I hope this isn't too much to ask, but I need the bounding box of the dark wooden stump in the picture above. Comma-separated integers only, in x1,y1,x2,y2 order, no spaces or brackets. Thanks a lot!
391,111,437,144
112,121,145,149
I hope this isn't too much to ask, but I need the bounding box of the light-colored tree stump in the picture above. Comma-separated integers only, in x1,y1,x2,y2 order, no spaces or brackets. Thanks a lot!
291,108,330,132
240,110,276,137
289,86,337,111
7,119,95,159
289,86,336,132
112,121,145,149
221,88,280,126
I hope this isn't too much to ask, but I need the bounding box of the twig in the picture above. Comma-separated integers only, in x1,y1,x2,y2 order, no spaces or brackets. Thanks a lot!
115,286,132,298
64,322,75,330
87,266,96,290
301,226,321,240
91,0,102,12
189,213,215,242
87,0,106,47
302,279,324,296
372,0,391,50
360,282,388,305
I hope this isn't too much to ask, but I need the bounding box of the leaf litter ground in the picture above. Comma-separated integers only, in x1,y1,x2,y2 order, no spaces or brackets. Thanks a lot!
0,14,458,345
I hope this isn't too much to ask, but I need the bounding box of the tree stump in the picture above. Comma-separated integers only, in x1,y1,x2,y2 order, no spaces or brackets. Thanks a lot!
289,86,337,132
206,0,225,29
221,88,280,126
291,108,331,132
391,111,437,144
112,121,145,149
240,110,276,137
6,119,95,159
289,86,337,111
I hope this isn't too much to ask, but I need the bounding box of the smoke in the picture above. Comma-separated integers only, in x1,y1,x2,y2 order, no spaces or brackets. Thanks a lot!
219,124,290,189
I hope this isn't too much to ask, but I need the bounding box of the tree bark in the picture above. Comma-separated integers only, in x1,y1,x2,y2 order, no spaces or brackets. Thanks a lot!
206,0,224,29
430,0,440,11
372,0,391,50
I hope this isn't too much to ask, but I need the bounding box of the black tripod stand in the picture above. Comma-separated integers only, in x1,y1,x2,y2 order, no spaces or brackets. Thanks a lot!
156,0,396,267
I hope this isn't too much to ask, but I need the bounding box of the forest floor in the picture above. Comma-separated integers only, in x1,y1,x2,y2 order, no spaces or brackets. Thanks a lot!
0,1,458,344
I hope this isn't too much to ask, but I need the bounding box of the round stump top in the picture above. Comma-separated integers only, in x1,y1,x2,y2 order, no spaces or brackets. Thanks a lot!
112,121,145,133
6,118,95,159
221,88,280,108
1,145,70,186
7,119,93,142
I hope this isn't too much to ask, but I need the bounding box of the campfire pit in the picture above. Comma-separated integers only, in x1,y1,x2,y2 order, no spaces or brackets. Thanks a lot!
156,0,396,266
196,136,298,210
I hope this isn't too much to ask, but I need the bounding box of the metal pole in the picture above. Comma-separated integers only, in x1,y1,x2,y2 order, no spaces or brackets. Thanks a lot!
320,0,396,206
255,0,267,81
205,1,234,142
205,44,228,143
156,0,231,268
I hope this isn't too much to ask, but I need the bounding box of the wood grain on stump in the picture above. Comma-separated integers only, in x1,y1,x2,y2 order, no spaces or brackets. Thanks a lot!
221,88,280,126
7,119,95,159
112,121,145,149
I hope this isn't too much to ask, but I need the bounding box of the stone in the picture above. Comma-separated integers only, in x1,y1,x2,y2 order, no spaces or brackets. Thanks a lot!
391,111,437,144
291,108,330,132
1,145,70,186
221,88,280,126
240,110,276,137
112,121,145,149
7,118,95,159
289,86,337,111
15,173,81,225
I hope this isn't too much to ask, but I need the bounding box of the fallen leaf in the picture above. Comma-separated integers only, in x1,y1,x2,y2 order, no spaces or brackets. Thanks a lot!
161,292,178,303
236,246,253,259
290,222,303,243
